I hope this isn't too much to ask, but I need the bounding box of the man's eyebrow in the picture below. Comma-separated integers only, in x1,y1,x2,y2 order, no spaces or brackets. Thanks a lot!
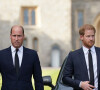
12,34,22,36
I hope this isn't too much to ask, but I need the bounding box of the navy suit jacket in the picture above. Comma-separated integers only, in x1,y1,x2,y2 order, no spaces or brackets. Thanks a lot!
0,47,44,90
62,47,100,90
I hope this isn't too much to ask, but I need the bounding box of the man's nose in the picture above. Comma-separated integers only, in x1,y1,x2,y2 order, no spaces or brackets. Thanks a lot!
15,36,18,40
90,36,94,40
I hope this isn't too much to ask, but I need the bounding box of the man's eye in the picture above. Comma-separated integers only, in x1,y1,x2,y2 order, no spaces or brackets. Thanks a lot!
12,35,16,37
86,36,90,37
18,35,22,37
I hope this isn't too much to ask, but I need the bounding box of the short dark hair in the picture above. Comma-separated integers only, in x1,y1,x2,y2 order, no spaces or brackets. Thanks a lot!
79,24,96,35
10,25,24,35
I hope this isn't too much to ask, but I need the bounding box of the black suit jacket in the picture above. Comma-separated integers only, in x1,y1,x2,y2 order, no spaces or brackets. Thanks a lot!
62,47,100,90
0,46,44,90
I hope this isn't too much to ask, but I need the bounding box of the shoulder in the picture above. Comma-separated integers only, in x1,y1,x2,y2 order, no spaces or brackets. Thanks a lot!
95,46,100,52
0,47,11,53
23,47,39,60
23,47,37,54
95,46,100,50
69,48,82,56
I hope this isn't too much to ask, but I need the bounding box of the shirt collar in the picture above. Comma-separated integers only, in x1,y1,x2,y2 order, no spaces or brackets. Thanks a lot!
11,45,23,53
90,46,95,53
82,45,95,54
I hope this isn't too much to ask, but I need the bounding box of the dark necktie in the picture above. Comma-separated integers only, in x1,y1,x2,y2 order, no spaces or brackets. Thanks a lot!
88,49,94,85
15,49,19,75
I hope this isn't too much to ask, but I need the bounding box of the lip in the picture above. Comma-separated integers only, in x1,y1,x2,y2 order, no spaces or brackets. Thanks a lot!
15,41,20,43
14,42,20,45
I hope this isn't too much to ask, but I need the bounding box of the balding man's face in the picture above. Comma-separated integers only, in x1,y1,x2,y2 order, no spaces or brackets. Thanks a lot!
10,26,24,48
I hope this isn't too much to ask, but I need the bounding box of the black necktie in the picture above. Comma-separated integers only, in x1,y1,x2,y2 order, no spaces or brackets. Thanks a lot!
15,49,19,75
88,49,94,85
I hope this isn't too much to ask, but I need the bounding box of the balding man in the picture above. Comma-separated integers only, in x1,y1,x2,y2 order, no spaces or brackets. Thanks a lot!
0,25,44,90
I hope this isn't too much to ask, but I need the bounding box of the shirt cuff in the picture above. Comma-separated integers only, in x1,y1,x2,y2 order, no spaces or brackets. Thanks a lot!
79,81,82,87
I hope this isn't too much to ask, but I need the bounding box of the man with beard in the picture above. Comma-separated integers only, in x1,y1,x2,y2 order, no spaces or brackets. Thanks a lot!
0,25,44,90
62,24,100,90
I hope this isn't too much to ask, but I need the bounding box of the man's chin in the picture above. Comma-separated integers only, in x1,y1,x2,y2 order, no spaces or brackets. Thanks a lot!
13,45,20,48
88,44,94,48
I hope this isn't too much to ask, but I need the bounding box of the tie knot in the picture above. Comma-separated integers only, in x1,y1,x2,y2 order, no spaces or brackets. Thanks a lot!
16,49,19,53
89,49,91,52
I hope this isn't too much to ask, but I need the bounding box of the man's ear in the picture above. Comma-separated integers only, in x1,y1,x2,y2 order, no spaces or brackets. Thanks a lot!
10,34,11,39
23,35,25,39
80,35,83,41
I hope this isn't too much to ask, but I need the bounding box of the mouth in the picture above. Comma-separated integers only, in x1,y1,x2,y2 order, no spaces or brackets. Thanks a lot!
14,42,20,45
89,41,94,45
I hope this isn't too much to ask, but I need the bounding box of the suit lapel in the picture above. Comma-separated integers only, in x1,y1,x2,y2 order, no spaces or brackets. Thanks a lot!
95,47,100,77
19,47,28,75
6,47,16,73
78,48,89,80
7,47,15,68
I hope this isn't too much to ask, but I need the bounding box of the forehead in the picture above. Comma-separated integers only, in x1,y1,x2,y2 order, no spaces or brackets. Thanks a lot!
84,29,95,34
12,26,23,34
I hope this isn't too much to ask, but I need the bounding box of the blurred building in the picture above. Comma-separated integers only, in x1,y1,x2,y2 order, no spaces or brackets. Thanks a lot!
0,0,100,67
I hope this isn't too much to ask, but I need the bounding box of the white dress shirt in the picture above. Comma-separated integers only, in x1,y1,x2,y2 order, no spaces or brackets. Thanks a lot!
82,46,98,90
11,45,23,67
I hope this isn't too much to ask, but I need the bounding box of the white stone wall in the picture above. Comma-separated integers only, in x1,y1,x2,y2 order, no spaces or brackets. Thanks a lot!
0,0,71,66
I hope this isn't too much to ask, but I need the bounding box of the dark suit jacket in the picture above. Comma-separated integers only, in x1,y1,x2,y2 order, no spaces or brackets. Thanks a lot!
0,46,44,90
62,47,100,90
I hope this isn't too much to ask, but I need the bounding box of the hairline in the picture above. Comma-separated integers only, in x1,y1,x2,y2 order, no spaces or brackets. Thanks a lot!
10,25,24,35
